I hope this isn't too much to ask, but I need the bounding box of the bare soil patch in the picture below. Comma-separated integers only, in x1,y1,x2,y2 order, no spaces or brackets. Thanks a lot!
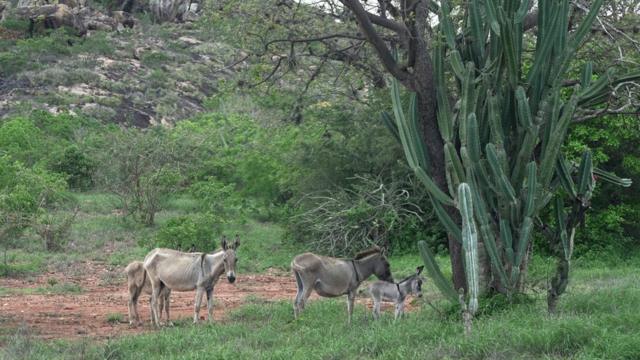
0,262,412,341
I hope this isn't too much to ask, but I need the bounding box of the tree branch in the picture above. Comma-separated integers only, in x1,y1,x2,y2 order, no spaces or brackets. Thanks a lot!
339,0,412,86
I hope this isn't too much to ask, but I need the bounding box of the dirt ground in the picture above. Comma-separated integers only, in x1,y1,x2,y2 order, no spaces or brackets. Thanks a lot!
0,262,411,341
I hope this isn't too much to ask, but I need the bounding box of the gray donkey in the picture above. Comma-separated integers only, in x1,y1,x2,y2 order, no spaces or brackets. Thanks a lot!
291,246,393,323
125,260,171,326
143,235,239,326
369,266,424,320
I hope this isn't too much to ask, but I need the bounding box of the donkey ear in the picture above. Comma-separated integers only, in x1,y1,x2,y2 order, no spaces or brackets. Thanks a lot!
233,234,240,249
221,235,228,250
416,266,424,275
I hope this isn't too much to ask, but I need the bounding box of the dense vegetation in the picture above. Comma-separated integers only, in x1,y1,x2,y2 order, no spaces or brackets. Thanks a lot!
0,0,639,357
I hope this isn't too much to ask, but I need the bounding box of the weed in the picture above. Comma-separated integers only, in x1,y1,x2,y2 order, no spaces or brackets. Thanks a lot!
106,313,123,324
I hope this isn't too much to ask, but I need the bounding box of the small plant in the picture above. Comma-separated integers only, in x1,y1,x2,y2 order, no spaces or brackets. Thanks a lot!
106,313,123,324
47,278,58,287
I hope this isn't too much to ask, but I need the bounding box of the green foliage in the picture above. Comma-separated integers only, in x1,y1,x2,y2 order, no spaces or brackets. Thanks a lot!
50,145,96,190
151,214,218,252
0,156,70,270
0,27,114,76
91,127,184,225
172,112,300,218
0,29,72,76
0,117,46,165
0,18,31,33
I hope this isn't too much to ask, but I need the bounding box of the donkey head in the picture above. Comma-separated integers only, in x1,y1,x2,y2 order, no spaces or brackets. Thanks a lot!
411,266,425,298
220,235,240,283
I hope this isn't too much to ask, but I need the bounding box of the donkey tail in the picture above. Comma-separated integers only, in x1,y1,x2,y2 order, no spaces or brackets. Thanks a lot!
290,259,304,272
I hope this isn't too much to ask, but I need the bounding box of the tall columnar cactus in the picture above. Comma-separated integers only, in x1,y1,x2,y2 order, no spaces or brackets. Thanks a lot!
458,183,479,316
386,0,636,310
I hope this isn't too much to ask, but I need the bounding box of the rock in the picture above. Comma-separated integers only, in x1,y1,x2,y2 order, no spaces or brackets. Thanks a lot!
15,4,88,35
178,36,201,45
11,3,136,36
181,9,198,22
149,0,194,23
0,1,7,21
111,11,136,28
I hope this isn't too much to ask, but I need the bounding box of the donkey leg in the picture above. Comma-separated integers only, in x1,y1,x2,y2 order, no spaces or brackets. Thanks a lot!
148,297,157,326
299,278,315,311
394,302,404,321
193,287,204,323
127,290,137,325
373,299,381,320
206,286,215,322
164,289,172,326
293,271,304,318
149,281,163,327
347,291,356,325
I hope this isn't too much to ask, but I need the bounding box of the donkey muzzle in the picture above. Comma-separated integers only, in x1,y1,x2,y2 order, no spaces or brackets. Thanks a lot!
227,272,236,283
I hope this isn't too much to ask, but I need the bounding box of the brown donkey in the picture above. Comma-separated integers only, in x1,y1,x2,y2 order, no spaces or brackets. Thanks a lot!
291,246,393,324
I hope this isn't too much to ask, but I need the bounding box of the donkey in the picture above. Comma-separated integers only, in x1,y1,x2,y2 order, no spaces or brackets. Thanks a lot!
369,266,424,320
291,246,393,324
124,261,171,326
143,235,240,326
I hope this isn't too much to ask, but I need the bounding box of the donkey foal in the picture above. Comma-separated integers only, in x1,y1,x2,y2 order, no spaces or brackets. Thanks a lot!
125,261,171,326
369,266,424,320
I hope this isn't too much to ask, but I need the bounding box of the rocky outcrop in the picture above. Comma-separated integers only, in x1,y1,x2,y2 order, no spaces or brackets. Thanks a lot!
11,4,137,35
149,0,198,23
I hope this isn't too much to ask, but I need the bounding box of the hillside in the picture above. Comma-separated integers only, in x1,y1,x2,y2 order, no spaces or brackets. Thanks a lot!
1,8,249,126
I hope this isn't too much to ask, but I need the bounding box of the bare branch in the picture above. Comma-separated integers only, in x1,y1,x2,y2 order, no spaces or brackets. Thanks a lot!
339,0,412,86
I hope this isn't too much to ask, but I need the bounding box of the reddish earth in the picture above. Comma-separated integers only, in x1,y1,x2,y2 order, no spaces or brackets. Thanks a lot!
0,262,411,341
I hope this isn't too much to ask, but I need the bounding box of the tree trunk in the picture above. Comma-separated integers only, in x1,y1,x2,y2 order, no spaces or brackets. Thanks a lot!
411,0,469,293
415,80,467,293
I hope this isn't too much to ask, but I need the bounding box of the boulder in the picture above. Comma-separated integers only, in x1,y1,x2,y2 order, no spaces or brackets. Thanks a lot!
149,0,199,23
15,4,88,35
12,4,137,35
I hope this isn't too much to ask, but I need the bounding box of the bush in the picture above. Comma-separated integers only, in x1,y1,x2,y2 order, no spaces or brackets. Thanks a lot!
50,145,96,190
1,156,71,268
0,117,46,166
150,214,221,252
288,175,430,256
91,127,184,225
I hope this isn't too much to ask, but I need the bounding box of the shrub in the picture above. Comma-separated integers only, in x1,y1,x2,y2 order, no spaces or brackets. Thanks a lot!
0,117,46,166
151,214,221,252
288,175,430,256
50,145,96,190
91,127,184,225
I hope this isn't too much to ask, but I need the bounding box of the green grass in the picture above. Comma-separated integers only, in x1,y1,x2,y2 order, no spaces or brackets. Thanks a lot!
2,259,639,359
222,220,301,273
0,250,47,277
2,191,639,359
0,282,83,297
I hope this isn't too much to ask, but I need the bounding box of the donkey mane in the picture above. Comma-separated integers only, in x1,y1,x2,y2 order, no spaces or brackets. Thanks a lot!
353,246,382,260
